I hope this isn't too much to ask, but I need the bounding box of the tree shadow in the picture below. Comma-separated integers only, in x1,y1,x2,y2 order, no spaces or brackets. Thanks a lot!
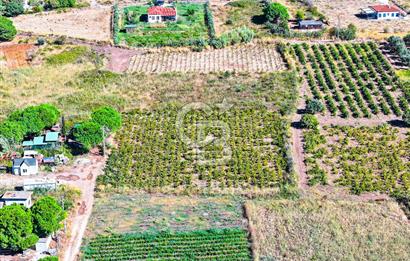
388,119,408,128
251,15,266,25
291,121,304,130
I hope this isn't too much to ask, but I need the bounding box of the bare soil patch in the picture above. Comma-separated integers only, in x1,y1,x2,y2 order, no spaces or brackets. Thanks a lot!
12,7,112,42
0,43,35,69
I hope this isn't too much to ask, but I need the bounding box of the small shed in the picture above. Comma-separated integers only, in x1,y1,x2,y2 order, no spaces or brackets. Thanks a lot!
1,191,33,208
36,236,52,253
12,158,38,176
298,20,324,30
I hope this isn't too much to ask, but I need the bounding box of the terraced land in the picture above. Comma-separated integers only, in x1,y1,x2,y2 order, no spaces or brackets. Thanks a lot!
82,228,252,260
127,45,284,73
290,42,409,118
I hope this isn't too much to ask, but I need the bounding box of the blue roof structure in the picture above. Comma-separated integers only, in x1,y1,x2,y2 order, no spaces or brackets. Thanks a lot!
45,132,59,142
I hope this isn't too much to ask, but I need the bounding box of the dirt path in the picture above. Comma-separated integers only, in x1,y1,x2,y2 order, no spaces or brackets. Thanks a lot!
290,81,309,190
57,154,106,261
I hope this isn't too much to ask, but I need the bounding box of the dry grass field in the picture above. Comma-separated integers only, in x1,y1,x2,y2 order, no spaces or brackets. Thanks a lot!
85,193,246,238
315,0,410,39
247,198,410,261
12,7,111,42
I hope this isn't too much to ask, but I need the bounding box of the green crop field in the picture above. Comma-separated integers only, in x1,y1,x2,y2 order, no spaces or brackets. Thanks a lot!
303,124,410,195
119,3,208,47
98,105,291,191
82,228,252,260
290,42,410,118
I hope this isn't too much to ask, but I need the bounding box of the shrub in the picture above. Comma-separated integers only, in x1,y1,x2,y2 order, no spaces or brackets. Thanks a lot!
91,106,122,132
296,9,305,20
403,109,410,126
1,0,24,17
387,36,410,66
38,257,58,261
44,0,76,9
306,99,324,114
0,16,16,42
204,2,215,40
301,114,319,129
263,2,289,24
330,24,356,40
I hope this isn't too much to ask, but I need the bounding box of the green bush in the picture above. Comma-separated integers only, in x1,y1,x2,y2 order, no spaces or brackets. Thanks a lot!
0,120,25,143
38,257,58,261
301,114,319,129
263,2,289,24
306,99,324,114
204,2,215,40
44,0,76,9
330,24,356,40
403,109,410,126
1,0,24,17
0,16,16,41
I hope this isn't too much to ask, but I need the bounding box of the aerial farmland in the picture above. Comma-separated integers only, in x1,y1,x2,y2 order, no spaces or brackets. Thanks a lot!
0,0,409,261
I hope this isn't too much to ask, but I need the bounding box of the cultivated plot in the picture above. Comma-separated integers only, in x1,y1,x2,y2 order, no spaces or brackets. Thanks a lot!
290,42,409,119
128,45,285,73
303,124,409,195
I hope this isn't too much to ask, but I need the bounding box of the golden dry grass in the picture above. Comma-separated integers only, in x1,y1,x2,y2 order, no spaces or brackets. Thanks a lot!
246,197,410,261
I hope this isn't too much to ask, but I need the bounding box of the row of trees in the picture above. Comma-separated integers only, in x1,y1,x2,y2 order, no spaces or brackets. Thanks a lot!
0,196,65,252
0,104,60,144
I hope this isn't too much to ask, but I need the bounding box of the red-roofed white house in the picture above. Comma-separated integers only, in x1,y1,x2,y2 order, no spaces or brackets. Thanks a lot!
148,6,177,23
367,4,406,19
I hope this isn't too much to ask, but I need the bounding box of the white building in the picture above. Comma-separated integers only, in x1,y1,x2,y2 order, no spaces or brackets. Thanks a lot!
12,158,38,176
147,6,177,23
1,191,33,208
23,178,58,191
362,4,406,20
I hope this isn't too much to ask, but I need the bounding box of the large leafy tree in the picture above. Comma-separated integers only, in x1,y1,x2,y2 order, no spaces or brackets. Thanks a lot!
301,114,319,129
0,120,25,143
0,205,39,252
0,16,16,42
91,106,122,132
8,104,60,135
31,196,66,237
72,121,103,150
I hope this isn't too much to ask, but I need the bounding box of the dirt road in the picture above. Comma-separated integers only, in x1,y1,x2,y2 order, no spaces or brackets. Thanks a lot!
58,154,106,261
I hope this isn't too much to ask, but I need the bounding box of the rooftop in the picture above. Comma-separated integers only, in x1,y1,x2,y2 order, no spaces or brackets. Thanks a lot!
148,6,176,16
370,4,402,13
13,157,37,167
2,191,32,200
299,20,324,26
45,132,59,142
